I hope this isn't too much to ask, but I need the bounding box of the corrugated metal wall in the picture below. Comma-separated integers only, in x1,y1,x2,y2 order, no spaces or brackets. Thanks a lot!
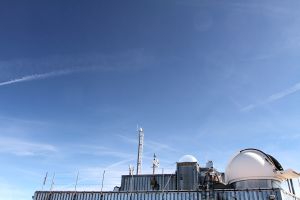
34,189,300,200
120,174,177,191
177,164,198,190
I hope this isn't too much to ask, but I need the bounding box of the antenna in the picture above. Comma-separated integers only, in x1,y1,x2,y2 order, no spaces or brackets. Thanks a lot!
152,153,160,175
101,170,106,192
42,172,48,190
136,126,144,175
74,171,79,191
162,168,164,191
129,165,134,175
50,172,55,191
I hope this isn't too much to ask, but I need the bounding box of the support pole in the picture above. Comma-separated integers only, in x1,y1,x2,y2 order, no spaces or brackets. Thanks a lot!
101,170,106,192
42,172,48,191
50,173,55,191
75,171,79,191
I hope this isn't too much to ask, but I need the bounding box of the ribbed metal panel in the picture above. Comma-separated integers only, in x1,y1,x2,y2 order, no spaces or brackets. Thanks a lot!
120,174,177,191
177,163,198,190
33,189,299,200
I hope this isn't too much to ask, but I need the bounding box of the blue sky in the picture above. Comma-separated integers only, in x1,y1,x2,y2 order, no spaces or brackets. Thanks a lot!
1,0,300,199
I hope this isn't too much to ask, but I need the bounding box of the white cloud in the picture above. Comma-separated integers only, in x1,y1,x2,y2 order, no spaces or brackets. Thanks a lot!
0,49,153,87
76,144,136,159
0,69,78,87
267,82,300,102
0,137,57,156
241,81,300,111
240,104,255,112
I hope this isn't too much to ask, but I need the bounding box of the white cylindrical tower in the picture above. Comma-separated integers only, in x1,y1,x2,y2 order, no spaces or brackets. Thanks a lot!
136,127,144,175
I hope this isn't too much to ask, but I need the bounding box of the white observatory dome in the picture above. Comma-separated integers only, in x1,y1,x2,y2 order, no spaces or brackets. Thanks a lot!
225,149,281,184
178,155,198,163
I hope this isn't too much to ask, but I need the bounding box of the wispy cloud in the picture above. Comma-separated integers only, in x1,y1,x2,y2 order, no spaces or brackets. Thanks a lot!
116,134,137,144
75,144,135,159
146,140,178,152
0,137,57,156
47,143,136,191
0,180,30,200
0,69,83,87
241,104,256,112
52,158,134,191
0,115,48,125
267,82,300,102
0,49,153,87
117,134,177,153
241,82,300,111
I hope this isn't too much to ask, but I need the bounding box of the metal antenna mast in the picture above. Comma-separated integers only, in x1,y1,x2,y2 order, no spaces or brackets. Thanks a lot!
129,165,134,175
152,153,159,175
136,126,144,175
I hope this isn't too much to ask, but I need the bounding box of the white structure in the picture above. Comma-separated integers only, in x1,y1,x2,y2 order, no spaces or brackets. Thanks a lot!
225,149,280,184
136,127,144,175
178,155,198,163
225,148,300,189
152,153,159,175
177,154,199,190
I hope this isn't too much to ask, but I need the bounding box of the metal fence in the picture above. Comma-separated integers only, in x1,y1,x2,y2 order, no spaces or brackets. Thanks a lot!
33,188,300,200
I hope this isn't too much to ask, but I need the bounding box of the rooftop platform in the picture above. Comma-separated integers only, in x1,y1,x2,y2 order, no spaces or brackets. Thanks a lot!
33,188,300,200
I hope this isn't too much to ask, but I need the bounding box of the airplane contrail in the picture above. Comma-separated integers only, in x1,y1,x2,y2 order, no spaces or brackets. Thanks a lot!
241,82,300,111
0,69,77,87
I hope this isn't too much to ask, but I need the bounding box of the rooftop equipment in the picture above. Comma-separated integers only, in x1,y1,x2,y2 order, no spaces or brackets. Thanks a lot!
152,153,159,175
177,155,199,190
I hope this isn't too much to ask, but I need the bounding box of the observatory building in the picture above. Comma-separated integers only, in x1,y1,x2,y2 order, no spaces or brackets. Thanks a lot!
33,129,300,200
33,148,300,200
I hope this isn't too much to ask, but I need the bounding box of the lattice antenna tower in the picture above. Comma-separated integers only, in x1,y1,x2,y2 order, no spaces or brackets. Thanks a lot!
136,126,144,175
